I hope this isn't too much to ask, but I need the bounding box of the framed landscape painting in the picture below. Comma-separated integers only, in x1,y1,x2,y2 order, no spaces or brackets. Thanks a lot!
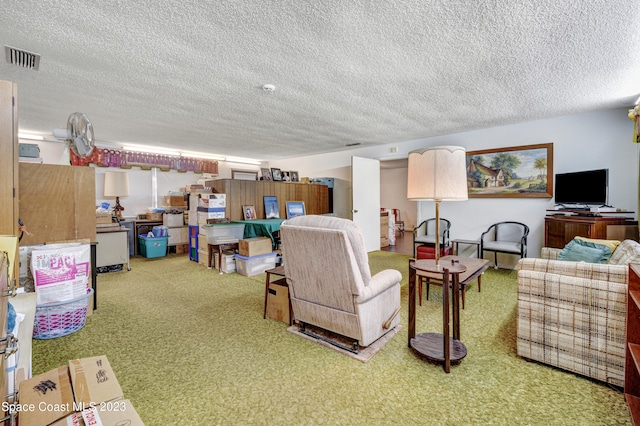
466,143,553,198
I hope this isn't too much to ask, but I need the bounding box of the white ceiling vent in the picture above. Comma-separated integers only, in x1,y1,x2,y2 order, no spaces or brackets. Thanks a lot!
5,46,40,70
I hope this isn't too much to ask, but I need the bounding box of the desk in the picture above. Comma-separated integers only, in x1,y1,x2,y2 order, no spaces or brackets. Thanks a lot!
233,219,285,247
408,258,466,373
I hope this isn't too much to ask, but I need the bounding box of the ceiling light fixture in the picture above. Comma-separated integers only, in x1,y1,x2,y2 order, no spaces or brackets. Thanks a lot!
121,144,180,156
225,157,262,165
262,84,276,92
180,151,226,161
18,133,44,141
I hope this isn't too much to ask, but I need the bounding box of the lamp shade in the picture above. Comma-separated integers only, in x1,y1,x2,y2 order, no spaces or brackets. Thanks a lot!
104,171,130,197
407,146,468,201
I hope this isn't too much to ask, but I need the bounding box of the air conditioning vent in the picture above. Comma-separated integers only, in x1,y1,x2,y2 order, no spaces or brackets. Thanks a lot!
5,46,40,70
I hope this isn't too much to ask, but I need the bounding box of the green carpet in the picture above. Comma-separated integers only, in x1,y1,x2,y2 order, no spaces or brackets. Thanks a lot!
33,252,631,425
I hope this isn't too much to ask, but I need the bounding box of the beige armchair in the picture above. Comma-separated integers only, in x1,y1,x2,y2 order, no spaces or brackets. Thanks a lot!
280,215,402,351
517,239,640,387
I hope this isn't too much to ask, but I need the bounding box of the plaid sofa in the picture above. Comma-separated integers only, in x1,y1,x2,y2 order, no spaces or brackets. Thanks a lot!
517,239,640,387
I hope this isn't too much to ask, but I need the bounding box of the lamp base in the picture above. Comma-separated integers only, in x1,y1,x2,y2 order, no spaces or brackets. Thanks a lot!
113,196,124,221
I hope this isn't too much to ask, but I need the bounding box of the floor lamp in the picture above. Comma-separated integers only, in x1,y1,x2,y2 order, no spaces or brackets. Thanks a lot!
407,146,468,267
104,171,130,220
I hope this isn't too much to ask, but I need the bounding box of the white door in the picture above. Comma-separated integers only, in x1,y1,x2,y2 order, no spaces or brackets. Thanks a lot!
351,156,380,252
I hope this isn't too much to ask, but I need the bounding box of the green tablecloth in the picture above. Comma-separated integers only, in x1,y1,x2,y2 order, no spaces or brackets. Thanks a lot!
232,218,285,246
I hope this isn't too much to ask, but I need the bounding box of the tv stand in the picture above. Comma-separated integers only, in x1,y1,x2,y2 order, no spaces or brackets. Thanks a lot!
545,214,633,248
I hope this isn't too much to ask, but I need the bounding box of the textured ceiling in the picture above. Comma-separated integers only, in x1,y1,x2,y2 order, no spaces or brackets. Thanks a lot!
1,1,640,161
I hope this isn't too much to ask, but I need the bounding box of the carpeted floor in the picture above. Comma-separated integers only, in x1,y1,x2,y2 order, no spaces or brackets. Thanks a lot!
33,252,632,425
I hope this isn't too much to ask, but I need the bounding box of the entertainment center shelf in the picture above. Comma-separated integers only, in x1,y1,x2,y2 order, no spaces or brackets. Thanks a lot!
544,214,635,249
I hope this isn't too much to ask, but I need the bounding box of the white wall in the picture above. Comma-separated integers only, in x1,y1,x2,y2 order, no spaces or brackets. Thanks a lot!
270,107,639,267
25,107,639,267
380,166,416,230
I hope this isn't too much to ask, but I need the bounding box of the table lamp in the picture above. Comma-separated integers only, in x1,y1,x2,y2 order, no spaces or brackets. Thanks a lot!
104,171,130,220
407,146,468,267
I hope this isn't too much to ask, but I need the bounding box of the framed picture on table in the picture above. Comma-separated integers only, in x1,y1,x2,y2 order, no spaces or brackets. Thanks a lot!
286,201,306,219
290,171,299,182
264,196,280,219
243,205,257,220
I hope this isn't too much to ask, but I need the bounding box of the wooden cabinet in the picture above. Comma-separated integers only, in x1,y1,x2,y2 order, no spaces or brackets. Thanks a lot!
208,179,329,221
0,81,18,238
19,163,96,245
625,264,640,423
544,215,629,248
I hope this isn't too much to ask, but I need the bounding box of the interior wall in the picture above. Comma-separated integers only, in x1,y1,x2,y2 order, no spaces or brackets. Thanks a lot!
270,107,639,267
24,107,638,266
380,166,415,230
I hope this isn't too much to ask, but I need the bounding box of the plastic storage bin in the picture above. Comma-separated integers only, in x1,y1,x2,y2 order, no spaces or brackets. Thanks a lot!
235,252,278,276
33,289,94,339
139,236,169,258
199,223,245,244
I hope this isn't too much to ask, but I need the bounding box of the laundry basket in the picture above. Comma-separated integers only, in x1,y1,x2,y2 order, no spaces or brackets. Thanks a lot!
33,289,93,340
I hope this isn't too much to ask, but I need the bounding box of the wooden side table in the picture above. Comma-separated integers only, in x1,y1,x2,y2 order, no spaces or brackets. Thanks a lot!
408,258,467,373
452,239,481,258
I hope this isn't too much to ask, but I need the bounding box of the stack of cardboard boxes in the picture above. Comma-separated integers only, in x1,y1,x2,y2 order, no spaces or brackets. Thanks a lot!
235,237,277,276
18,355,144,426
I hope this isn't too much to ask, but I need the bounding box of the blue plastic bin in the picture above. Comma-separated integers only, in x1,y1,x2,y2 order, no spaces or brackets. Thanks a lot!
139,236,168,258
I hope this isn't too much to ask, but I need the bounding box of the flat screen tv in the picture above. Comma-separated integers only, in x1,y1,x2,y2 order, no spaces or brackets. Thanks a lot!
554,169,608,206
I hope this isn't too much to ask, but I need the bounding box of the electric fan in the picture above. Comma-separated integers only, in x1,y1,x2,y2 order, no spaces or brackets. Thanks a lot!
53,112,95,158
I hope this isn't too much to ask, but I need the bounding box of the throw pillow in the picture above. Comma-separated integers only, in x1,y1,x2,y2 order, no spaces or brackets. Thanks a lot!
558,238,612,263
574,236,621,252
609,239,640,265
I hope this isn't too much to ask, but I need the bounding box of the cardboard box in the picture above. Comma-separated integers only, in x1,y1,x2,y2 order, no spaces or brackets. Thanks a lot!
214,250,236,273
96,213,112,224
239,237,272,257
50,399,145,426
146,212,163,220
163,195,186,206
197,208,225,224
18,366,74,426
267,279,290,324
198,248,209,266
198,193,226,208
69,355,124,406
